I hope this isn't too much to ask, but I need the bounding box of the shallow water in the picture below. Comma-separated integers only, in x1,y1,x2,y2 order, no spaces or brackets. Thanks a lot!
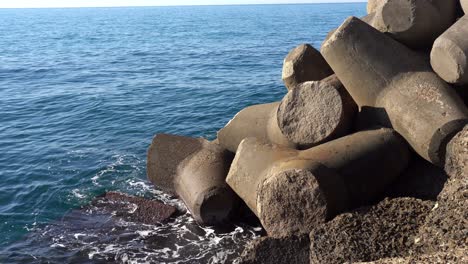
0,3,365,263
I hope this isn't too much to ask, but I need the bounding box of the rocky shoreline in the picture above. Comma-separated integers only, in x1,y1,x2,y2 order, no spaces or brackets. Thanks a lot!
145,1,468,263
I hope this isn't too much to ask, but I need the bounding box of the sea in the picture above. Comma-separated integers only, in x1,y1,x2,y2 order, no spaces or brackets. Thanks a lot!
0,3,366,263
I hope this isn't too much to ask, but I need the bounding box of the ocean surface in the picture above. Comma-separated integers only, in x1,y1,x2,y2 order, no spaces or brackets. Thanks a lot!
0,3,366,263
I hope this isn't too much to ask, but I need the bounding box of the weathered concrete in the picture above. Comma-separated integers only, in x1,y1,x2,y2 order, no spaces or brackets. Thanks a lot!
321,16,468,166
147,135,238,225
226,128,409,237
367,0,458,48
431,15,468,85
309,198,433,264
176,141,238,225
147,134,205,193
367,0,384,14
462,0,468,14
217,102,296,153
277,75,357,149
238,235,310,264
282,44,333,91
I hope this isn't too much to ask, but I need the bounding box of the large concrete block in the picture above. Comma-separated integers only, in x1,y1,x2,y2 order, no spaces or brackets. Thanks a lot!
431,15,468,85
368,0,458,48
367,0,385,14
282,44,333,91
277,74,357,149
321,16,468,166
462,0,468,14
226,128,409,237
147,134,238,225
217,102,296,153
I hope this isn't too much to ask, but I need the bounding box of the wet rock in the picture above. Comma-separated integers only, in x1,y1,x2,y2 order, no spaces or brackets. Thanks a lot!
92,192,177,225
238,235,309,264
282,44,333,91
309,198,434,264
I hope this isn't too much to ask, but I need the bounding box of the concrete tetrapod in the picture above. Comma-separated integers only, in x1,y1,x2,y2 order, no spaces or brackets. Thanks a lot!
218,78,357,152
277,74,357,149
226,128,410,237
282,44,333,91
147,134,238,225
368,0,458,48
431,15,468,85
367,0,385,14
462,0,468,14
321,17,468,166
217,102,296,153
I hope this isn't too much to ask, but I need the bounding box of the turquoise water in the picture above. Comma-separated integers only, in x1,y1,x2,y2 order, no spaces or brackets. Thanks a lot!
0,3,366,263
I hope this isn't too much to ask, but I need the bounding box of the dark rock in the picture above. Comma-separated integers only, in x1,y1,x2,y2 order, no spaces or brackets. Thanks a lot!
238,235,310,264
386,157,448,200
444,125,468,179
415,177,468,254
309,198,434,264
356,247,467,263
92,192,177,225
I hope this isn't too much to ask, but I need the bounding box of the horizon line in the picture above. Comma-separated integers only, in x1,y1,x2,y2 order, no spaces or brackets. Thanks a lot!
0,1,366,9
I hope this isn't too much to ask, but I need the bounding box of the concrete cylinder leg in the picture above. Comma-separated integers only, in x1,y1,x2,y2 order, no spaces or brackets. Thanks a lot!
368,0,457,48
321,16,468,166
226,128,410,237
282,44,333,91
147,134,238,225
147,134,205,193
277,74,357,149
462,0,468,14
367,0,385,14
217,102,296,153
431,15,468,85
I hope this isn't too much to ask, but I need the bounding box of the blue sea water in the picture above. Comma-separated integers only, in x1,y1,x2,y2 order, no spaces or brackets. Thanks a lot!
0,3,366,263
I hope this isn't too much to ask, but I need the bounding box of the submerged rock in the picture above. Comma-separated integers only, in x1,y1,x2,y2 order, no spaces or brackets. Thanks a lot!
92,192,178,225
